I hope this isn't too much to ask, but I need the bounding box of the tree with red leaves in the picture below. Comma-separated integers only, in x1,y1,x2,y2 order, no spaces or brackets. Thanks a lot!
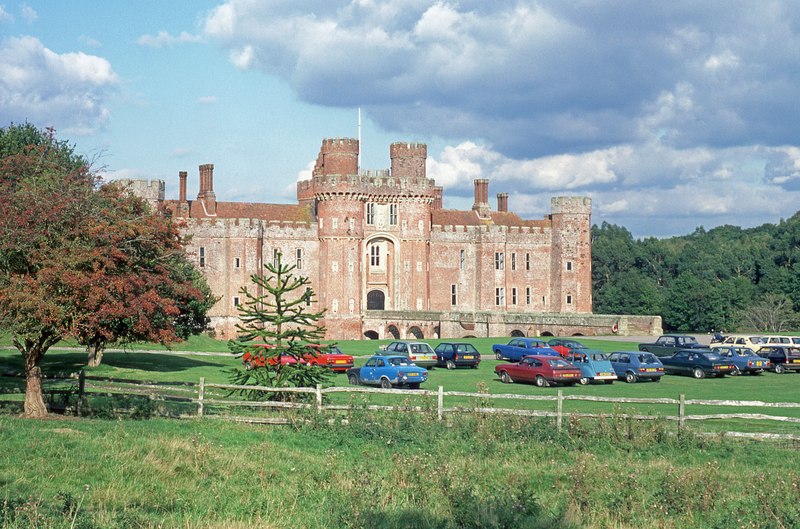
0,123,214,417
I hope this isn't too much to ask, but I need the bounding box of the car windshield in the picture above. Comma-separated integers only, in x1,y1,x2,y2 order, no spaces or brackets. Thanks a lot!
389,357,413,366
548,358,571,368
639,353,659,364
570,342,588,349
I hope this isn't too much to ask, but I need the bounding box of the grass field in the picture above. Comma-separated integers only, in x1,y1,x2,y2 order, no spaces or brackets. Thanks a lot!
2,335,800,528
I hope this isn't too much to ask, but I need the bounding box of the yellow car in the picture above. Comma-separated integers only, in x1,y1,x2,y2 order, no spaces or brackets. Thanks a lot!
709,334,767,354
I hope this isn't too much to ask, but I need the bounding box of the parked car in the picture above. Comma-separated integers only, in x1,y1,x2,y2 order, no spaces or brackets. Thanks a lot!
660,349,736,378
492,338,560,362
713,345,769,375
638,334,706,357
709,334,767,355
347,355,428,389
433,342,481,369
563,350,617,385
242,344,307,369
548,338,589,358
379,341,438,368
303,344,355,372
494,355,582,387
607,351,664,383
757,346,800,374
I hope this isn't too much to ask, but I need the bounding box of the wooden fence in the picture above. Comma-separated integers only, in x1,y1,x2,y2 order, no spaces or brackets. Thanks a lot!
2,371,800,441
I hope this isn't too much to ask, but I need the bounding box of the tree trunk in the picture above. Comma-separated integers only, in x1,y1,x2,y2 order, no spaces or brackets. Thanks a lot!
87,343,105,367
24,364,48,418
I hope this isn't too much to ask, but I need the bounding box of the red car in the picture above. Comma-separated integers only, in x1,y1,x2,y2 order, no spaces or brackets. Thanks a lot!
495,355,582,387
242,343,354,372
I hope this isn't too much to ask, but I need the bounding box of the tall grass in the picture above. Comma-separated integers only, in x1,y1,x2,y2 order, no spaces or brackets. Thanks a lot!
1,411,798,529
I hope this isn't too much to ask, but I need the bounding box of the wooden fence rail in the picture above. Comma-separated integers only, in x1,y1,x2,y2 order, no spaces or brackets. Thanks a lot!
2,371,799,441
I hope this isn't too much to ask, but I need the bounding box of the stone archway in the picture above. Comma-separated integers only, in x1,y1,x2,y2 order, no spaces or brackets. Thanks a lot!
367,290,385,310
510,329,525,337
363,330,379,340
386,325,400,339
408,326,424,339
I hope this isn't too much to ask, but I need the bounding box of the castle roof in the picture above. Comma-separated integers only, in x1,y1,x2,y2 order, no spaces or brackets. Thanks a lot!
163,200,311,224
432,209,549,228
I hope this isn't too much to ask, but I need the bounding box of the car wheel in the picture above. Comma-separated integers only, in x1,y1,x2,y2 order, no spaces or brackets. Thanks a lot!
347,373,360,386
446,360,456,370
730,365,741,376
692,367,705,379
380,378,392,389
535,375,549,388
499,371,512,384
625,372,637,384
495,351,502,360
775,364,785,374
579,377,589,385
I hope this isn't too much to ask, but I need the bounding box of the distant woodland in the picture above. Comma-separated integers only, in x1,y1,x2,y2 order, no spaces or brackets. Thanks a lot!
591,214,800,332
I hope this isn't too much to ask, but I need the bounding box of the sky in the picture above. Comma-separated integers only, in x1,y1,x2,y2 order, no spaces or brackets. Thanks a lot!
2,1,800,238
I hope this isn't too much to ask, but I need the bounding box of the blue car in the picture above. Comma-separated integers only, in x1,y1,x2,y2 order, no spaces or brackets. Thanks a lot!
346,355,428,389
564,350,617,385
492,338,560,361
607,351,665,383
713,345,769,375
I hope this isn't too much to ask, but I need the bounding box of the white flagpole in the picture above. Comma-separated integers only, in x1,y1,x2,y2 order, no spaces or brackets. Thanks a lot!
358,107,362,172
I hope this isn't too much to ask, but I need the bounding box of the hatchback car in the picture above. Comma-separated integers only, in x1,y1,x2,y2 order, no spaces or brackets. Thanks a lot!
563,350,617,385
433,342,481,369
548,338,589,358
713,345,769,375
494,355,582,387
607,351,664,383
379,341,438,368
347,355,428,389
757,346,800,374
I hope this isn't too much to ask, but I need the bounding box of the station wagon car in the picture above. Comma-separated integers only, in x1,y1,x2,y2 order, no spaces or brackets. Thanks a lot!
757,346,800,374
713,345,769,375
494,355,582,387
661,350,735,378
433,342,481,369
347,355,428,389
563,350,617,385
379,341,438,368
607,351,664,383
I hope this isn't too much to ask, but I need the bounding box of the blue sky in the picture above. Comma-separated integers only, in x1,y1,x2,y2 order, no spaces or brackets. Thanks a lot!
2,1,800,237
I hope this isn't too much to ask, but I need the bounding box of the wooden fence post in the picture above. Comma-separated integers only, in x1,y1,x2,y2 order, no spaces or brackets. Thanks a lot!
438,386,444,421
557,389,563,432
678,393,685,432
316,384,322,414
198,377,205,417
76,370,86,415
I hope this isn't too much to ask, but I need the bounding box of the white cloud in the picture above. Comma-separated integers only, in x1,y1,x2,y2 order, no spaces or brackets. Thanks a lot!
0,6,12,23
136,31,202,48
20,3,37,23
197,95,217,104
0,36,118,134
296,159,315,181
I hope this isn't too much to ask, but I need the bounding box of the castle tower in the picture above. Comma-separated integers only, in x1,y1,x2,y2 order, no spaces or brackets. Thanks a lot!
549,197,592,313
317,138,359,177
390,142,426,179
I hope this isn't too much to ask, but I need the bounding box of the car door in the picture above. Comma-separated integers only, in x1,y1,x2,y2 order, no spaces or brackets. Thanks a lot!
360,357,378,384
516,357,540,383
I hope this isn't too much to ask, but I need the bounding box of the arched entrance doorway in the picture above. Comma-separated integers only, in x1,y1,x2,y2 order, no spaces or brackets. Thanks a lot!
386,325,400,339
408,326,424,339
510,329,525,337
363,330,379,340
367,290,385,310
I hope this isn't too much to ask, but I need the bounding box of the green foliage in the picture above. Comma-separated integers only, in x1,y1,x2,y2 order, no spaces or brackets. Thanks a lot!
592,215,800,331
227,251,331,398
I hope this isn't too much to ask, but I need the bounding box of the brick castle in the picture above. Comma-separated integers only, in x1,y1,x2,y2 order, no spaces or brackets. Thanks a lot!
125,138,661,340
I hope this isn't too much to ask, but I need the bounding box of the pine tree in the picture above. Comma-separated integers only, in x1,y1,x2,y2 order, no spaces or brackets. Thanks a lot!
228,251,331,399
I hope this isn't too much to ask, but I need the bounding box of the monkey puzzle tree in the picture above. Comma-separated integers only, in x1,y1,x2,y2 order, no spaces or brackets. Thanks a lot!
0,123,213,416
228,251,331,398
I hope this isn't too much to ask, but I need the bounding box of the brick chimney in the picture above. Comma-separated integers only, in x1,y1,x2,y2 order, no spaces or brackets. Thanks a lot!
472,179,491,218
433,186,443,209
177,171,189,217
497,192,508,213
197,163,217,216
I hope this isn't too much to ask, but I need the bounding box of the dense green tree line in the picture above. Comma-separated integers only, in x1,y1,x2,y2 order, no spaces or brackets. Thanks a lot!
592,217,800,332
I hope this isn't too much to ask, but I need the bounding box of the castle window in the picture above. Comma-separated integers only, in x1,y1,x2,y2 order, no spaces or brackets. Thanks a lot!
566,260,573,271
332,299,339,313
305,287,312,307
366,203,375,225
526,287,531,305
234,257,241,269
199,247,206,268
349,299,355,313
495,287,505,306
566,294,573,305
319,218,323,229
416,261,422,272
416,298,423,310
511,288,517,305
511,253,517,271
332,261,339,273
233,296,240,307
349,218,355,231
451,284,457,306
418,219,424,233
525,253,530,271
332,218,339,229
296,248,303,270
370,245,380,267
460,249,465,270
389,204,398,225
495,252,504,270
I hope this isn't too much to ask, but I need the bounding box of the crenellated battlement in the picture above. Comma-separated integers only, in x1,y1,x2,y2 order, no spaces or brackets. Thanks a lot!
116,178,165,208
551,196,592,215
298,172,437,201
